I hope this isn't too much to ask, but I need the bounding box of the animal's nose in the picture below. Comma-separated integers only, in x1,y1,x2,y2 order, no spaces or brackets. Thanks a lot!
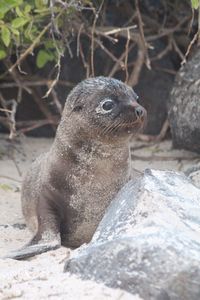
135,106,145,119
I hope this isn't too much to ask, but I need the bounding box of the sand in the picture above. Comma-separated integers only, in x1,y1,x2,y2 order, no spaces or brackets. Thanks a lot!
0,133,199,299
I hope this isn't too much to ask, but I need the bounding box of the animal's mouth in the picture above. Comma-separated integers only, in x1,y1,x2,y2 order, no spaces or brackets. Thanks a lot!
118,114,146,131
119,118,145,128
101,117,146,136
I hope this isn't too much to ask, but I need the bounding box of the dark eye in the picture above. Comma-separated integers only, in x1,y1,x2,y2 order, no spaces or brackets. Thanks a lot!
133,91,139,103
73,105,83,112
102,100,114,111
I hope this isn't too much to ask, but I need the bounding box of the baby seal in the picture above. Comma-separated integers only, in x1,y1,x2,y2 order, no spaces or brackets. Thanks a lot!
7,76,146,259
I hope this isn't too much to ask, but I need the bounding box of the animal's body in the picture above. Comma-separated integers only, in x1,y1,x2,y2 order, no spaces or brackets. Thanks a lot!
7,77,146,259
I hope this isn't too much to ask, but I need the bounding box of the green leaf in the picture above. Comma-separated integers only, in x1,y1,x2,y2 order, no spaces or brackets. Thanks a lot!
12,17,28,28
0,49,6,60
24,4,32,14
0,0,23,19
10,27,19,36
1,26,11,47
44,40,55,49
15,6,23,17
36,49,54,68
24,21,33,39
4,0,22,4
191,0,200,9
35,0,47,9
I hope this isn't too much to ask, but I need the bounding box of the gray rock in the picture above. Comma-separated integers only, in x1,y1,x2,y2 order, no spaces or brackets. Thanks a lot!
65,169,200,300
168,50,200,153
185,165,200,189
189,170,200,189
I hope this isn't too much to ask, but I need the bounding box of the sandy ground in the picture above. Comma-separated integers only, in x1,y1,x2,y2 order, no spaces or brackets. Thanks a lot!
0,133,199,299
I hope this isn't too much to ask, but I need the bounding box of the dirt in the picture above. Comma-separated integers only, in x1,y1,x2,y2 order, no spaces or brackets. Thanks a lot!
0,133,199,299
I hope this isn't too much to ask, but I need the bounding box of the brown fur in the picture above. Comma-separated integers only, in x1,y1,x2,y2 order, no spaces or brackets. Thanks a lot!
6,77,146,259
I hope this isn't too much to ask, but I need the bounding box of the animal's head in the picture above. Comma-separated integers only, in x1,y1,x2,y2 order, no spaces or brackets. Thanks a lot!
62,76,147,142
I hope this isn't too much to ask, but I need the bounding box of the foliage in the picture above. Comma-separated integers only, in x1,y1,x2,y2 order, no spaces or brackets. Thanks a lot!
0,0,86,68
0,0,197,138
191,0,200,9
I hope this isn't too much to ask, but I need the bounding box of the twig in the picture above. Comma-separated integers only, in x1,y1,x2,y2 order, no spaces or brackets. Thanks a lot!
136,119,169,143
135,0,151,70
0,79,74,88
147,16,190,42
0,93,17,139
188,6,194,36
0,108,11,113
4,60,32,96
9,22,52,73
90,0,104,77
109,43,135,77
181,31,198,65
153,66,177,75
87,33,124,65
31,89,57,131
128,45,145,86
79,42,90,78
9,100,17,139
156,119,169,141
94,30,118,43
18,118,59,133
99,25,137,36
172,38,185,61
50,88,63,115
16,118,58,127
43,59,62,98
124,28,130,83
50,0,60,36
151,38,172,61
11,153,22,177
8,9,65,73
77,23,84,57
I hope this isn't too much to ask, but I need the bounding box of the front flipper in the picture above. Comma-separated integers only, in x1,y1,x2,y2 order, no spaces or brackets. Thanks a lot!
3,240,61,260
4,186,64,260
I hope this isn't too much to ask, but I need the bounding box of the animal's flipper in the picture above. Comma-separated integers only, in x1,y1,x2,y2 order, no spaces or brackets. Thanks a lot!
3,229,61,260
3,242,60,260
4,187,64,260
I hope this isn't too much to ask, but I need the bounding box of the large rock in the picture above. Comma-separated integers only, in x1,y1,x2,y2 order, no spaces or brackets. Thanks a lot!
185,165,200,189
65,169,200,300
168,49,200,153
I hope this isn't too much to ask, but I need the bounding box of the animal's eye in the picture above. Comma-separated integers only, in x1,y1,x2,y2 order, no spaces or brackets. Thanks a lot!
133,91,139,103
101,99,115,112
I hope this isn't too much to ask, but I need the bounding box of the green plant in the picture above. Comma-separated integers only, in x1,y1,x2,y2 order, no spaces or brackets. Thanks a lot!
191,0,200,9
0,0,85,68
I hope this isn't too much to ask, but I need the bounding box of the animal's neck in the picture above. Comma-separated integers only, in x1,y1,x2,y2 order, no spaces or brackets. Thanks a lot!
52,134,129,162
49,130,131,189
51,118,130,176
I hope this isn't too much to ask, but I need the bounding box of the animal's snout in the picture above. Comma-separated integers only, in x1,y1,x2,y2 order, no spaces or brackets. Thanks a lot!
135,106,146,119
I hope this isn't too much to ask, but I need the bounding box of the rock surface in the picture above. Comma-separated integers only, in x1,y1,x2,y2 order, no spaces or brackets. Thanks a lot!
185,165,200,189
168,49,200,153
65,169,200,300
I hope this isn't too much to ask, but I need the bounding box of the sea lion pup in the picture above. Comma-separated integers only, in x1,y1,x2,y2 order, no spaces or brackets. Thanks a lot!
6,76,147,259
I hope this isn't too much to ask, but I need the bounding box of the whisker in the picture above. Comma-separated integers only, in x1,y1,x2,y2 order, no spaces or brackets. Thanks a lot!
102,119,120,135
100,117,145,136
